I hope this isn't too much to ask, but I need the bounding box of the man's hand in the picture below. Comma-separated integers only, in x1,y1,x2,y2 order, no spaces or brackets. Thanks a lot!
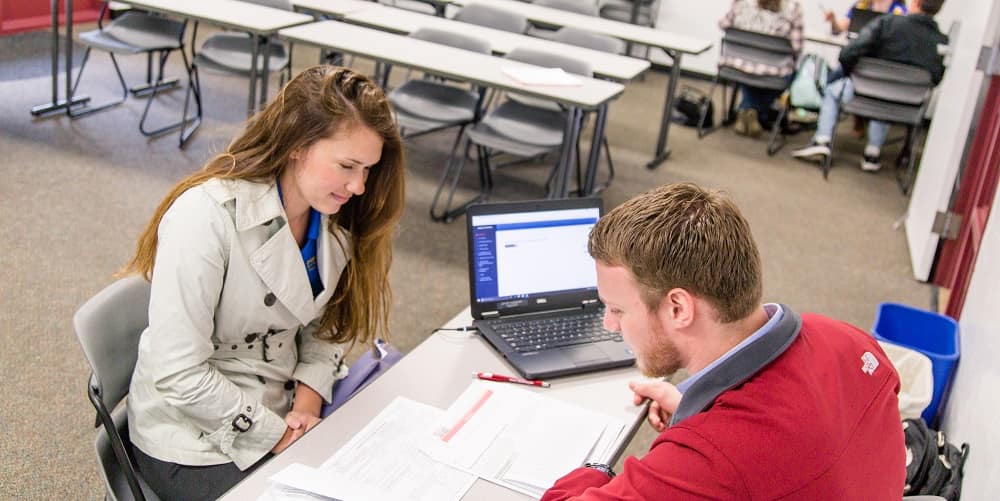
629,380,682,433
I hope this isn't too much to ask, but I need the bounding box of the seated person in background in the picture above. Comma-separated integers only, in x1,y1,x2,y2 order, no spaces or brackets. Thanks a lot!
792,0,947,172
541,183,905,500
826,0,908,35
718,0,803,138
122,65,406,501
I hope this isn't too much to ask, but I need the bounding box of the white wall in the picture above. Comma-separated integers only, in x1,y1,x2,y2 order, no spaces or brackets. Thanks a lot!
939,181,1000,500
904,0,999,281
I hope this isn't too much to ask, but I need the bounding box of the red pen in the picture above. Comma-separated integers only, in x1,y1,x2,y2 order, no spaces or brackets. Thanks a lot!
474,371,551,388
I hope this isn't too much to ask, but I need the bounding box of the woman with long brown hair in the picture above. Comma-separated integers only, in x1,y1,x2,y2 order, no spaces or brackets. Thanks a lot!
122,65,405,500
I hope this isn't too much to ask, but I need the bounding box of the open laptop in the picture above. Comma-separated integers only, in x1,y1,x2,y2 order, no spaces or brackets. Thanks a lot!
466,198,635,380
847,8,882,38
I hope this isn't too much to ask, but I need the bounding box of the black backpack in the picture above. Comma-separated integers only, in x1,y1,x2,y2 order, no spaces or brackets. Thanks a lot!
670,86,713,128
903,418,970,500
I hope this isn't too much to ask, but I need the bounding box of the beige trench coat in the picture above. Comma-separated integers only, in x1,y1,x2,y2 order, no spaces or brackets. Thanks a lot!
128,178,351,470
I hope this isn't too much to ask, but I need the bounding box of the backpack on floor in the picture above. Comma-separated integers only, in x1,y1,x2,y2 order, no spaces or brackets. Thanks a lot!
903,418,970,500
789,53,829,110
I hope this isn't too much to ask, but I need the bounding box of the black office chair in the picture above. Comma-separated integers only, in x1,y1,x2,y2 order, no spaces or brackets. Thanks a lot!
73,276,159,501
697,28,796,156
824,58,934,194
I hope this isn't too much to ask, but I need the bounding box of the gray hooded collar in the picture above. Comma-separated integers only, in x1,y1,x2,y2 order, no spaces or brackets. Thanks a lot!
669,305,802,427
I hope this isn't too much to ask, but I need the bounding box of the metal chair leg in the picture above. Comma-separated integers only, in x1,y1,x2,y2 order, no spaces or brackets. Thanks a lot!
68,49,130,118
766,103,788,156
139,50,194,139
430,133,487,223
178,52,203,148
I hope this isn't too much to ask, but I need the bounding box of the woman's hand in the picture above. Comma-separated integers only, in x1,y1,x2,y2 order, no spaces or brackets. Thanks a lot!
271,410,322,453
629,380,682,433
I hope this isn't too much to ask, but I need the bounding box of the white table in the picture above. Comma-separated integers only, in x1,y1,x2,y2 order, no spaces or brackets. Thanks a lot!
120,0,314,115
341,2,651,195
342,4,650,82
280,20,624,203
449,0,712,169
218,307,648,500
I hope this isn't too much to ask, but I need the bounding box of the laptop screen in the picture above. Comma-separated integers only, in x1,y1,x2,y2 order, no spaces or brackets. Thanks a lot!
466,199,602,317
847,8,882,37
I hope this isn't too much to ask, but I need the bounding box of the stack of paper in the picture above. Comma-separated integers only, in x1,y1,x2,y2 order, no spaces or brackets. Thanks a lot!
264,381,624,500
502,66,583,87
263,398,476,501
420,380,625,499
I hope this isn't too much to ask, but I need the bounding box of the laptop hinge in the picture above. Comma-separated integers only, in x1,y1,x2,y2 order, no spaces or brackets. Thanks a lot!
582,299,602,310
482,311,500,319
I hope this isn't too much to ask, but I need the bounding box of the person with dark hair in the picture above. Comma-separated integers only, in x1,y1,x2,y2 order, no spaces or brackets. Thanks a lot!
793,0,948,172
825,0,908,36
122,65,406,501
541,183,906,500
718,0,804,137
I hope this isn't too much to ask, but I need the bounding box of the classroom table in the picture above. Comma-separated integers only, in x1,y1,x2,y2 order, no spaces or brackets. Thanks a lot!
219,307,649,500
448,0,712,169
340,3,650,82
339,2,650,195
279,20,624,204
117,0,314,115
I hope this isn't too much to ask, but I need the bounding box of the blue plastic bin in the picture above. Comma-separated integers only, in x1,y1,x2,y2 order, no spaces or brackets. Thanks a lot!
872,302,959,427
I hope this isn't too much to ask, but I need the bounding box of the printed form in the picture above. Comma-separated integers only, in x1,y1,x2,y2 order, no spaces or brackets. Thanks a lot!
262,397,476,501
420,380,625,499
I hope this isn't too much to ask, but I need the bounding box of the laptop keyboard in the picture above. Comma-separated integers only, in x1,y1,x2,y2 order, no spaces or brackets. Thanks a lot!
489,311,623,353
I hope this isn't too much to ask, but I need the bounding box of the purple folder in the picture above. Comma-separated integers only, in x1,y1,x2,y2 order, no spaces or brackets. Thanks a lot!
321,339,402,417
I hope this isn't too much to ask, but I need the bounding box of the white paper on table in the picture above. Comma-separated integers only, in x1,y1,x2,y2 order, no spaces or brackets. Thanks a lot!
502,66,582,86
420,380,624,499
265,397,476,501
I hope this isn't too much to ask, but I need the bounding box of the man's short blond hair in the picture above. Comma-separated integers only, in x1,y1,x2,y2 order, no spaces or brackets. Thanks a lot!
588,183,762,323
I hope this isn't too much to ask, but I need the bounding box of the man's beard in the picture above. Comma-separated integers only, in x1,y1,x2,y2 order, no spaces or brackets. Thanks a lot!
637,327,683,377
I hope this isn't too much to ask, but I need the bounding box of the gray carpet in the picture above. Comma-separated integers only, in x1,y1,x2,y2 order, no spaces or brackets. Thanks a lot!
0,27,930,499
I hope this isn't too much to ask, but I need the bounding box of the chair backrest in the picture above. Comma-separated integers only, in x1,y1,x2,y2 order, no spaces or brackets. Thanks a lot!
533,0,599,17
551,26,625,55
411,27,491,54
719,28,795,71
104,11,186,50
507,47,593,77
850,57,933,106
74,276,151,412
454,2,529,33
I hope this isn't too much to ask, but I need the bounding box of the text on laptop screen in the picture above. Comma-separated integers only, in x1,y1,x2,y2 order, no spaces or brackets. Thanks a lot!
470,207,600,303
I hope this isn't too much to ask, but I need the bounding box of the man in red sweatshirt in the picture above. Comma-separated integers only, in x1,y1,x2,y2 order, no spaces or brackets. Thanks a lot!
542,183,905,500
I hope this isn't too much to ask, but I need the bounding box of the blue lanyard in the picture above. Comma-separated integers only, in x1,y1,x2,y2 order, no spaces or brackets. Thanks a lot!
277,181,325,298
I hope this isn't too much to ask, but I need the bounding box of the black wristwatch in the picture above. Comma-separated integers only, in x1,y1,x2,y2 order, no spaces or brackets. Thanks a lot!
584,462,616,478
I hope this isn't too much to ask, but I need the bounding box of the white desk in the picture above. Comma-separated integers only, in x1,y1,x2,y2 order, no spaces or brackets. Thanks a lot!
343,3,651,195
280,20,624,202
219,308,648,500
449,0,713,169
120,0,314,115
342,4,650,82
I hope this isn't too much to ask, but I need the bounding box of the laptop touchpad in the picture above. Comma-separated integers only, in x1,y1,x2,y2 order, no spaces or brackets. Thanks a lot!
566,345,610,364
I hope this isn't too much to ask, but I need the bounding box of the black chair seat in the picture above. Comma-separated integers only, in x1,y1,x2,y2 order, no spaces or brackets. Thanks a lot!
843,96,924,126
718,66,790,92
195,33,289,76
390,80,480,125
